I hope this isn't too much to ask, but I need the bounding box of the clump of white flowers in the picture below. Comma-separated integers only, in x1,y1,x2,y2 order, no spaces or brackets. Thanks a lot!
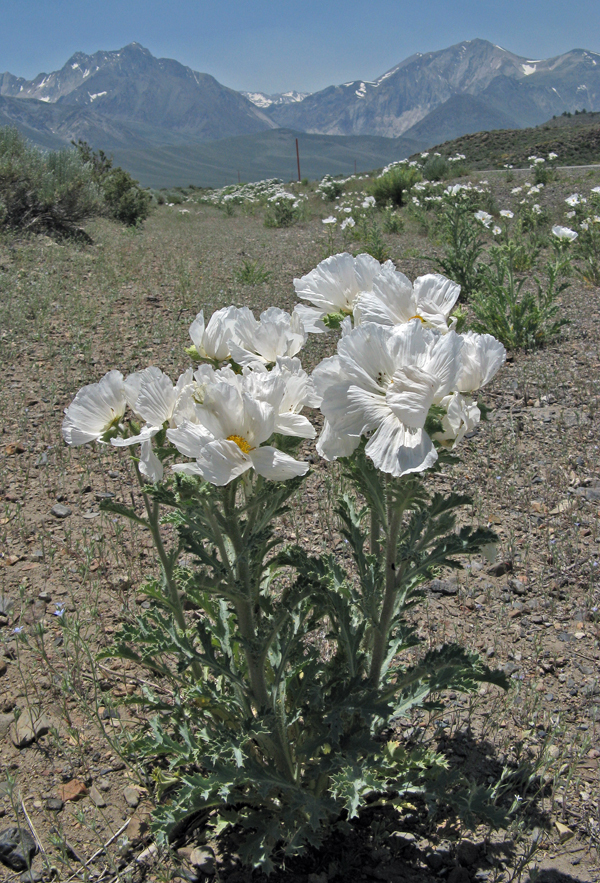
63,253,505,484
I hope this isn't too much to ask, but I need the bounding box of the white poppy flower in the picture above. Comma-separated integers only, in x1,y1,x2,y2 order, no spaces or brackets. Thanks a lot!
228,307,307,367
354,270,460,333
62,371,126,446
499,210,514,219
455,331,506,392
552,225,578,241
565,194,582,207
492,226,502,236
322,216,337,225
111,367,195,482
312,321,464,477
341,216,355,230
475,210,492,227
242,357,317,439
313,322,505,477
189,305,252,362
433,392,481,448
167,372,308,486
293,252,391,332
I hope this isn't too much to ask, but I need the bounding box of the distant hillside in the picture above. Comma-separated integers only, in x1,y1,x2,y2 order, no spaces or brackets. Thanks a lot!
415,111,600,169
108,129,425,189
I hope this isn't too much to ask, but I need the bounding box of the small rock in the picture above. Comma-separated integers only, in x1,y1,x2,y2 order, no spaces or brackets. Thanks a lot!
10,712,51,748
123,786,140,807
555,821,574,843
0,597,14,617
20,868,43,882
0,826,37,871
0,711,14,736
429,578,458,596
425,850,445,871
488,560,512,577
456,839,479,866
51,504,72,519
96,777,111,792
585,488,600,502
448,869,471,883
58,779,88,802
190,848,215,874
0,660,6,678
44,798,63,812
89,785,107,807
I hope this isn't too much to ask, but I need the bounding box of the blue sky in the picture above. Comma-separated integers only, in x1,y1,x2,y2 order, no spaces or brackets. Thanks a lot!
4,0,600,93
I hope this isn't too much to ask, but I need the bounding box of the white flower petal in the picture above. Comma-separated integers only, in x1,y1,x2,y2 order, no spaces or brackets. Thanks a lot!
62,371,126,446
250,446,309,480
365,413,437,476
139,439,163,482
193,438,253,485
457,332,506,391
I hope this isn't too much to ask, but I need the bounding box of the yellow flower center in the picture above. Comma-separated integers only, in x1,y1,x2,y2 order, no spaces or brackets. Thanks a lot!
408,314,426,323
227,435,253,454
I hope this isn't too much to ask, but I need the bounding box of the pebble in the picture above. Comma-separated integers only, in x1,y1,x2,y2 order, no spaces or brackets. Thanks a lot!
58,779,88,802
10,712,51,748
429,578,458,596
89,784,107,807
190,848,215,874
44,798,63,812
0,826,37,871
456,839,479,866
51,503,72,519
123,785,140,807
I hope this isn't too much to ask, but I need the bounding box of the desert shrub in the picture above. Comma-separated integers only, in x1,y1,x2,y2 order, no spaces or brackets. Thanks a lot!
422,154,450,181
0,127,102,235
574,221,600,285
472,243,569,349
73,140,151,226
382,207,404,233
101,167,151,226
264,197,297,227
372,165,422,207
317,174,345,201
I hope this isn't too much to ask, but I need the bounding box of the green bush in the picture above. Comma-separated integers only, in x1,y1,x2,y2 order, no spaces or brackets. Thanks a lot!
422,155,450,181
0,127,102,236
264,197,297,228
472,244,569,349
73,139,151,226
371,164,422,207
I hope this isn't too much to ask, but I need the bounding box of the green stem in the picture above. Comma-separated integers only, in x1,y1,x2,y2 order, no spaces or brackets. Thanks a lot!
133,461,202,680
370,508,380,557
222,479,296,782
369,501,402,688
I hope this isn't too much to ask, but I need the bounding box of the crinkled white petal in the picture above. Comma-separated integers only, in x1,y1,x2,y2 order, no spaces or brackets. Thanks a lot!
167,421,214,459
456,332,506,392
62,371,126,446
316,418,361,460
365,413,437,477
249,446,309,480
293,252,384,314
111,425,159,447
387,365,438,430
191,438,253,486
139,439,163,483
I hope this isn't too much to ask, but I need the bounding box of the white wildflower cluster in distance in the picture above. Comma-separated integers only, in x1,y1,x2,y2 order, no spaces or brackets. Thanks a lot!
63,250,505,484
